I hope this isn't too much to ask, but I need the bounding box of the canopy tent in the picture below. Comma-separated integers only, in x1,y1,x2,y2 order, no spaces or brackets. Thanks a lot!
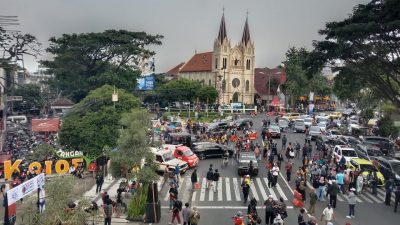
270,96,280,107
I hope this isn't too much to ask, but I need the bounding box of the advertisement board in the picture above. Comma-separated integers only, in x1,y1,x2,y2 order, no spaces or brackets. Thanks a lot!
32,118,60,132
137,75,155,90
7,173,45,205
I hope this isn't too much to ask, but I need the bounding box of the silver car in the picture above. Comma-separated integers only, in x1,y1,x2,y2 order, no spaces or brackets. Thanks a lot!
309,125,322,140
294,119,306,133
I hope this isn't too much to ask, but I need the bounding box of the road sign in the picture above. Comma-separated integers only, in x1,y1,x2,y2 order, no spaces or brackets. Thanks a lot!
6,96,23,102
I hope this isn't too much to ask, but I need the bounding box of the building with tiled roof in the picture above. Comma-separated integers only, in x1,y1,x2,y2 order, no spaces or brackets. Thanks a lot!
254,66,286,105
166,12,256,104
165,62,185,80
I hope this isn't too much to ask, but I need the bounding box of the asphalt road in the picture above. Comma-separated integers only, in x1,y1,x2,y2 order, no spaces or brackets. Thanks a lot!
157,114,400,225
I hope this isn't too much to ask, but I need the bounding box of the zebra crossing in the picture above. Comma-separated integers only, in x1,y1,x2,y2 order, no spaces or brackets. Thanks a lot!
162,176,396,205
163,176,291,203
306,181,395,204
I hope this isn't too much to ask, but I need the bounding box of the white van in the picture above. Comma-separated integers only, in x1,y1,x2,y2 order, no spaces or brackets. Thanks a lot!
7,115,28,124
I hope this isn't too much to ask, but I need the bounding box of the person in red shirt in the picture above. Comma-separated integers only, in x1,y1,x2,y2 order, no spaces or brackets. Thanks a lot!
233,211,243,225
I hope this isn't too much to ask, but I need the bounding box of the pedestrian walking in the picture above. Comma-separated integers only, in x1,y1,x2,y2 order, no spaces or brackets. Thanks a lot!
169,183,178,211
175,164,181,183
264,195,276,225
206,168,214,189
327,180,339,208
170,200,182,225
271,163,279,187
385,178,394,206
285,160,292,182
182,202,192,225
281,134,287,150
189,207,200,225
346,188,356,219
308,188,318,215
103,199,113,225
320,204,335,225
277,152,284,170
242,175,251,204
212,169,220,193
191,169,198,191
317,176,326,201
295,141,301,159
95,173,104,194
298,208,307,225
248,161,255,179
394,186,400,212
356,173,363,194
336,170,345,194
267,170,273,188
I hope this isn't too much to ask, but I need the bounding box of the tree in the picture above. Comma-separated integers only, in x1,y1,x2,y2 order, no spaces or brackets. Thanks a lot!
26,144,56,162
10,84,44,113
41,30,163,102
196,85,218,103
157,78,202,103
0,27,41,61
283,47,330,106
311,0,400,107
113,109,158,219
59,85,139,159
22,176,90,225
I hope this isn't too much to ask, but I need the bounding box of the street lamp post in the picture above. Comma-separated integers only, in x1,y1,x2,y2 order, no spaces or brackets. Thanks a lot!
218,67,226,105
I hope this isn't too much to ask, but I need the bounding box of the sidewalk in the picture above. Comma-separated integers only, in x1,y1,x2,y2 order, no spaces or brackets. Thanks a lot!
84,176,142,225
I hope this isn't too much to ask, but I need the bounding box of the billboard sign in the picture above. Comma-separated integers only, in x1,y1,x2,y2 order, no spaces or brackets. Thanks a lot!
137,75,155,90
32,118,60,132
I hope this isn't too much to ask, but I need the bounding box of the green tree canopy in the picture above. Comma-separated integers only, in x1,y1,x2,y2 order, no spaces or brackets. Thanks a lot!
282,47,330,106
196,85,218,103
311,0,400,107
59,84,139,158
41,30,163,102
10,84,44,113
157,78,202,103
112,109,158,184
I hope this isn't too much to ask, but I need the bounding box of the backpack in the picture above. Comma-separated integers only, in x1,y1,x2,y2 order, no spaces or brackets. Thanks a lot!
213,172,220,181
190,211,200,224
206,171,214,180
175,200,183,211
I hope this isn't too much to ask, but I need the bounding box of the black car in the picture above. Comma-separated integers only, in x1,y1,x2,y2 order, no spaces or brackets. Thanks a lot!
361,136,394,156
354,144,383,161
237,152,259,176
339,136,362,148
191,142,234,160
375,156,400,186
208,121,230,131
233,119,253,130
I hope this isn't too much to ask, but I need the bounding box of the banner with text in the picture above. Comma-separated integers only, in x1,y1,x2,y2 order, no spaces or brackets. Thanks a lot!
7,173,45,205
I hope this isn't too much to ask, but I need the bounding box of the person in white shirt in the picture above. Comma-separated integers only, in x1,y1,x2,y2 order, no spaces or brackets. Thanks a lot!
271,163,280,187
320,204,335,225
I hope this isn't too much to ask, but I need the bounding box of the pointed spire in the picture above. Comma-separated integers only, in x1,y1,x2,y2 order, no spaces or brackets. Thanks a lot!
241,14,251,46
217,10,227,44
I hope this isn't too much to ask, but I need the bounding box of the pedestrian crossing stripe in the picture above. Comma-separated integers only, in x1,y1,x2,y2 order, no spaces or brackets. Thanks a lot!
225,178,232,201
232,178,241,201
163,176,390,204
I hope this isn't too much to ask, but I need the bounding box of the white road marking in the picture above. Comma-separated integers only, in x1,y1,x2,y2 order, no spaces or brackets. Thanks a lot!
192,190,197,202
250,180,260,201
337,195,344,201
256,177,268,201
364,192,383,203
199,178,206,201
161,205,295,209
225,177,232,201
263,177,277,200
209,181,214,201
232,178,241,201
218,179,223,201
276,184,288,201
279,171,294,194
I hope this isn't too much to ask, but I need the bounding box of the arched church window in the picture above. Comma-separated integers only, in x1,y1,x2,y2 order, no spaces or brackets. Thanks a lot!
245,80,250,92
209,79,212,86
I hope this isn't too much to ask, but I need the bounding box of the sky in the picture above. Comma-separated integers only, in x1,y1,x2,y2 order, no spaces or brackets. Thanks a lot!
0,0,369,73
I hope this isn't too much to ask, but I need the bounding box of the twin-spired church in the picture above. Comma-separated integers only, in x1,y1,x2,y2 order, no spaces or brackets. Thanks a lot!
166,13,256,105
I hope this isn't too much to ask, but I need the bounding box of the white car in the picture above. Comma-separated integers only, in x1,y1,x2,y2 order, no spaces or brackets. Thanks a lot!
304,117,313,128
333,145,359,162
317,122,327,131
309,125,322,140
316,113,329,121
